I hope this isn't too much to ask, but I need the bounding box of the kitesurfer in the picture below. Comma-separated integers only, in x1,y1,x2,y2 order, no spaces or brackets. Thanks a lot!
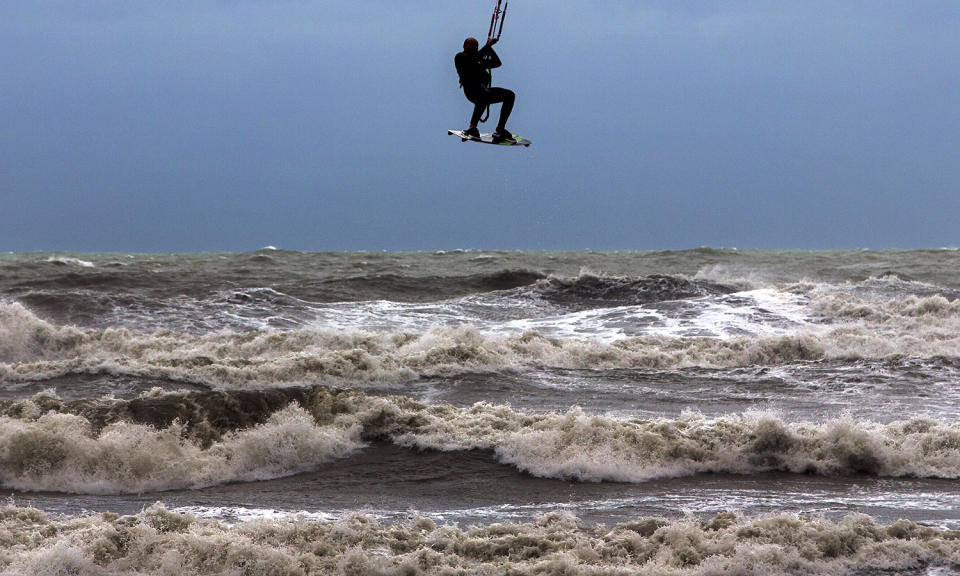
455,37,515,142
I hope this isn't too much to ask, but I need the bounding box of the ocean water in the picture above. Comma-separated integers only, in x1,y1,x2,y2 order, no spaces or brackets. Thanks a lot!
1,249,960,574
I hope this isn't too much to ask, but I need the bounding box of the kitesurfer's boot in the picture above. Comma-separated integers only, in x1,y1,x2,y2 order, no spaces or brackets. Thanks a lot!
492,127,513,142
464,126,481,139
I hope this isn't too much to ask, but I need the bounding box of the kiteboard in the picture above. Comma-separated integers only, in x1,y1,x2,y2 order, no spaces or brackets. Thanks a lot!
448,130,531,147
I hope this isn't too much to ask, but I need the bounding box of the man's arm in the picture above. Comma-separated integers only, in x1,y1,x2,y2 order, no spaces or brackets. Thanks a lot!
479,43,502,69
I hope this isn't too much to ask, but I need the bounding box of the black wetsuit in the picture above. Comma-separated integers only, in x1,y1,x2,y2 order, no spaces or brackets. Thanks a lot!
455,44,515,128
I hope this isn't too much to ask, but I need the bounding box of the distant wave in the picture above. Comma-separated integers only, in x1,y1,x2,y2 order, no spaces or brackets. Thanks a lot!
530,272,734,310
6,264,548,305
3,270,730,331
316,269,547,302
2,268,552,332
44,257,95,268
4,387,960,494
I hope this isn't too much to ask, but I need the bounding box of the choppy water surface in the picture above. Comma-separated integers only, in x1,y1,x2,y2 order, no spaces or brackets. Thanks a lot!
2,249,960,574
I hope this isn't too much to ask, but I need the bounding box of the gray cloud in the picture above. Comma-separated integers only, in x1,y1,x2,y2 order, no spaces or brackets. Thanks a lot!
1,1,958,251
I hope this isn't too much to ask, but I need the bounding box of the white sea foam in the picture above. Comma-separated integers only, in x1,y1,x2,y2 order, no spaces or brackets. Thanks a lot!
171,486,960,527
1,504,959,575
172,505,341,523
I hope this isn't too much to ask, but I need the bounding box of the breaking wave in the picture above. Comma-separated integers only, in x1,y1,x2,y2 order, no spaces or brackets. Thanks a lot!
3,289,960,386
4,387,960,494
1,504,959,575
0,401,362,493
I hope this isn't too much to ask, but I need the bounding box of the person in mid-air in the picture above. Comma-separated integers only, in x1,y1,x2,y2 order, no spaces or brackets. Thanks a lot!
455,37,515,142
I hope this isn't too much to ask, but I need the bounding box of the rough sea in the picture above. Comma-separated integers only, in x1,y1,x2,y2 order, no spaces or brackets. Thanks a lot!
2,249,960,575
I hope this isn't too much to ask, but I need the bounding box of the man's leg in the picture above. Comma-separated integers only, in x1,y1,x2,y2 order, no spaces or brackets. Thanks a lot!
469,100,487,128
486,88,515,132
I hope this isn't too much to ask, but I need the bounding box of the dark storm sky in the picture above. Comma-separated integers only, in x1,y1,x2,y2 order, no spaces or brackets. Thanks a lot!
2,1,958,252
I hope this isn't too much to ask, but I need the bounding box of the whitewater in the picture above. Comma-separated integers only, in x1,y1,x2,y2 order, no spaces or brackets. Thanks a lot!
1,249,960,575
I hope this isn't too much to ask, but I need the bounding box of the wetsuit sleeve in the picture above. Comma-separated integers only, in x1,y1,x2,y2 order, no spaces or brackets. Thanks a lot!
478,45,502,69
